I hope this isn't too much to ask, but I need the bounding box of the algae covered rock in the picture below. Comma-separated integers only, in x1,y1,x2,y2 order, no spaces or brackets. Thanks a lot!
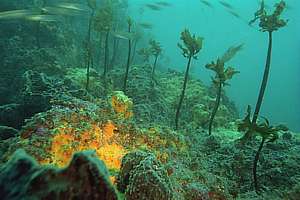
287,183,300,200
183,182,210,200
202,134,221,151
65,67,104,97
14,99,127,171
117,151,174,200
111,91,133,119
191,104,210,126
0,149,118,200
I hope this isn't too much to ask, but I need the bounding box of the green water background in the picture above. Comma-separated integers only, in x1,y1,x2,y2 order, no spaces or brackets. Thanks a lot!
130,0,300,131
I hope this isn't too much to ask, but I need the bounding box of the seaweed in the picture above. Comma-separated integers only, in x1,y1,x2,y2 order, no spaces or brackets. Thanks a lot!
238,106,288,193
138,47,152,63
130,28,143,64
240,1,288,194
93,1,114,78
137,38,162,74
175,29,203,130
123,17,133,92
85,0,96,91
149,39,162,80
249,0,287,32
205,44,242,135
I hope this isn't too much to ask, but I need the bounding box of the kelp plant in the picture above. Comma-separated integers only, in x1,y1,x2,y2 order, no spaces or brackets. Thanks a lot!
123,17,133,92
138,47,152,63
205,44,242,135
175,29,203,130
130,28,143,64
238,106,288,194
85,0,96,91
93,1,114,78
240,0,288,194
138,39,162,80
149,39,162,80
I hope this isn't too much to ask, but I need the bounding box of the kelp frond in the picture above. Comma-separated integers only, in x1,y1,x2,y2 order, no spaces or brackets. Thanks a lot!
238,105,289,142
177,29,203,59
220,44,244,63
249,0,288,32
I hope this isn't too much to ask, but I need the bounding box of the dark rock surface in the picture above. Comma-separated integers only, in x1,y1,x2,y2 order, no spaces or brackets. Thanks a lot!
0,149,118,200
0,126,18,140
0,70,58,129
0,104,24,129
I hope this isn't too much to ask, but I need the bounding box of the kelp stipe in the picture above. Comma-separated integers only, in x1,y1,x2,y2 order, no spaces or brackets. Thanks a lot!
85,0,96,91
123,17,133,93
175,29,203,130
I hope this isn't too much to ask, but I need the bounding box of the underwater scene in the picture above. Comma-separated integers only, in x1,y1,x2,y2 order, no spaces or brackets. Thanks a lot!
0,0,299,199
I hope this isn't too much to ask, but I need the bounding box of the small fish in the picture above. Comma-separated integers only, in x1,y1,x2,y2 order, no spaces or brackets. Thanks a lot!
113,34,128,40
42,6,84,16
25,14,58,22
55,3,87,12
139,22,153,29
0,9,38,20
155,1,172,7
199,0,213,8
227,10,240,19
219,0,234,9
112,31,134,40
145,4,162,11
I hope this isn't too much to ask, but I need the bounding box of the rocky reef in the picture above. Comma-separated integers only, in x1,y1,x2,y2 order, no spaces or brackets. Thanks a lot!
1,65,299,199
0,0,298,199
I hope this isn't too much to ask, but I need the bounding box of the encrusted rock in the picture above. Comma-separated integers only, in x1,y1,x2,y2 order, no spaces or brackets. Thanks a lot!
117,151,173,200
111,91,133,119
0,149,118,200
183,182,210,200
116,151,150,192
